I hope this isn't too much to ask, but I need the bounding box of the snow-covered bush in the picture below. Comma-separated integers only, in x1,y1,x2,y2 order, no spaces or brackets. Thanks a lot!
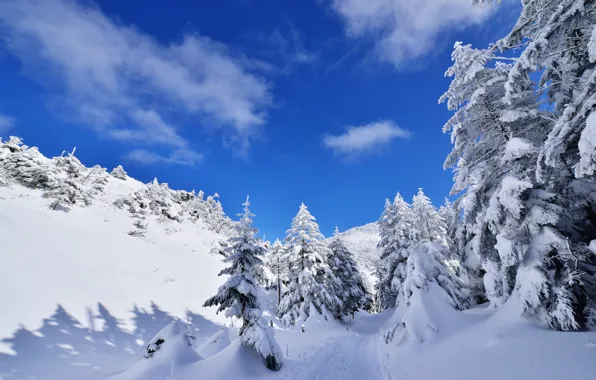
385,242,468,345
1,138,57,189
110,165,128,180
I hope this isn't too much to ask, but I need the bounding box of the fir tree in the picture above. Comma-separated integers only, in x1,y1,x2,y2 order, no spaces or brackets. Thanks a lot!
277,203,341,325
377,193,413,309
267,239,287,306
203,196,282,371
411,189,449,247
442,1,596,327
328,227,367,318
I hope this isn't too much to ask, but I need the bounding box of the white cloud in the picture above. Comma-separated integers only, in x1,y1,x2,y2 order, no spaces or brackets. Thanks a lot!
323,120,410,158
0,0,272,161
330,0,493,67
0,114,16,135
125,148,204,166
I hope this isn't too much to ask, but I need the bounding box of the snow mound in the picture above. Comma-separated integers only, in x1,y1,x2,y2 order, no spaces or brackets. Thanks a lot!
198,327,231,359
114,322,201,380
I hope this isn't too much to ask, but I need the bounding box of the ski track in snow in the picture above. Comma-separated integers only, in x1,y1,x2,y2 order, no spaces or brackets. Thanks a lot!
287,331,391,380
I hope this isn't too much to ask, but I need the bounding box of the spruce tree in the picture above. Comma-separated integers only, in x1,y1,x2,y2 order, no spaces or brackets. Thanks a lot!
411,189,449,247
376,198,399,309
267,239,286,306
203,196,282,371
328,227,367,318
277,203,341,325
377,193,413,309
441,2,596,327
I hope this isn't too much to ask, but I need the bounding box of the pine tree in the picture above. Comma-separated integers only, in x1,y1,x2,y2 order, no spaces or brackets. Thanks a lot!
442,2,596,328
411,189,449,247
267,239,287,306
377,193,413,309
203,196,282,371
376,198,399,309
277,203,341,325
438,198,456,250
328,227,367,318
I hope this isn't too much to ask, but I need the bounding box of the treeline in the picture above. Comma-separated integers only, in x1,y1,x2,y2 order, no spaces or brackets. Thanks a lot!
0,136,233,235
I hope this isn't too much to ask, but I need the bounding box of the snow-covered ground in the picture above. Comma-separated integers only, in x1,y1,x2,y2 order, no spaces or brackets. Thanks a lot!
0,181,227,379
1,182,595,380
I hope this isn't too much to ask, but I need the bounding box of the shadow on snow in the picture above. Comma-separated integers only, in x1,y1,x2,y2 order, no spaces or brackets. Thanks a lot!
0,302,222,380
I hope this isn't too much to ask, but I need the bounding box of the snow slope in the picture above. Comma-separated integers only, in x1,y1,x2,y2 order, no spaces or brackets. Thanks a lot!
0,180,228,379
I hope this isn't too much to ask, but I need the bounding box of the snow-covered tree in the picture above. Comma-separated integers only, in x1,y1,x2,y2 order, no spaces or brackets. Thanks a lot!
438,198,456,249
42,152,94,210
206,193,230,233
403,243,468,310
411,189,449,247
442,0,596,328
376,199,399,309
1,138,56,189
277,203,341,325
84,165,109,197
267,239,287,306
110,165,127,180
203,196,282,371
377,193,413,310
384,242,469,345
328,227,367,318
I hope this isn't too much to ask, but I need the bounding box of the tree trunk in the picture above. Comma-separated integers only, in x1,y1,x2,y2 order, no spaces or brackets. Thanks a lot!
277,276,281,306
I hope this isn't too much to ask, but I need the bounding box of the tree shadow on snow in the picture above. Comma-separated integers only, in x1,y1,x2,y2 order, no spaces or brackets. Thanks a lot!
0,302,222,380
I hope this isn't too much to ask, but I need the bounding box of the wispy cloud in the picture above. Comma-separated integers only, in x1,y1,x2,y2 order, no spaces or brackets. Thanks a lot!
330,0,494,68
0,0,272,162
0,114,16,135
323,120,410,158
125,148,204,166
248,20,317,74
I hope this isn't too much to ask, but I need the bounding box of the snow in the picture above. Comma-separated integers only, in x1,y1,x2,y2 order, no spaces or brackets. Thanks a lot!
2,172,595,380
502,137,535,162
589,240,596,255
383,295,596,380
576,111,596,177
589,24,596,63
0,182,227,379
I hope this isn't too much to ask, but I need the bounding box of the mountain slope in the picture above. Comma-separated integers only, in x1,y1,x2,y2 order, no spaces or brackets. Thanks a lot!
0,138,237,379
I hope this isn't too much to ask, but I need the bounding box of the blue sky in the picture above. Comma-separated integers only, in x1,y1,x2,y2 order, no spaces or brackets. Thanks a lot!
0,0,519,240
